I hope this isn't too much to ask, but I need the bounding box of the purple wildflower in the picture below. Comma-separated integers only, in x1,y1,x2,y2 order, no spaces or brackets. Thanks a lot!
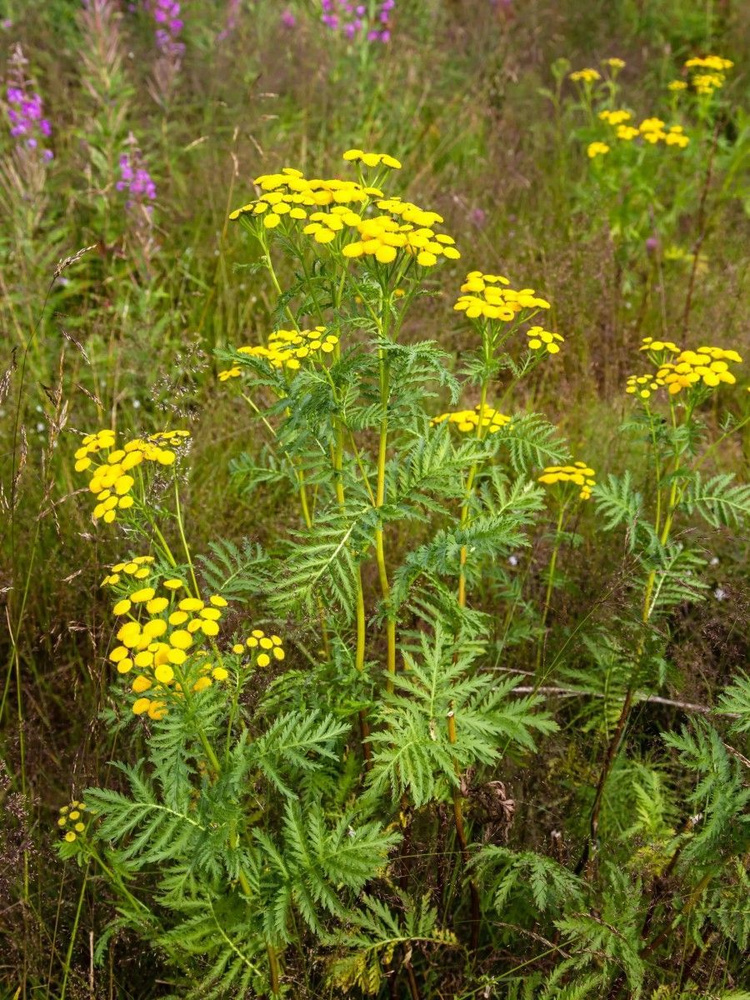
281,8,296,28
320,0,394,42
4,46,53,161
217,0,242,41
147,0,185,60
117,140,156,212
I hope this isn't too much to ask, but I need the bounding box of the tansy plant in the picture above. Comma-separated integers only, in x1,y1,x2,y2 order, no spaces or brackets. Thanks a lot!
560,54,750,318
576,335,750,868
59,148,570,997
56,148,750,999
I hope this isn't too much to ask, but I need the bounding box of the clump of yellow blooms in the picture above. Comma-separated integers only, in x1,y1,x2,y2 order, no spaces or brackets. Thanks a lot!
57,800,89,843
626,373,666,400
342,148,402,169
431,405,511,434
538,462,597,501
668,80,688,92
219,327,339,380
627,339,743,398
657,348,742,394
229,151,460,270
101,555,155,587
595,112,690,149
454,271,551,321
638,118,690,147
570,68,601,83
103,566,286,719
639,337,681,354
599,109,632,126
684,54,734,96
232,629,285,668
75,430,190,523
108,577,231,719
587,141,610,159
526,326,564,354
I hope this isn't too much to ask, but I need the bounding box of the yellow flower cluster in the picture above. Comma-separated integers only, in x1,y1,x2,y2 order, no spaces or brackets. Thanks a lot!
595,113,690,148
587,141,610,159
684,55,733,95
108,578,231,719
342,148,402,169
232,629,285,668
656,347,742,394
628,340,743,398
75,430,190,523
538,462,596,501
626,373,666,400
668,80,688,92
431,405,511,434
103,566,288,718
570,68,601,83
102,555,154,587
639,118,690,147
229,152,459,269
599,109,632,126
219,327,339,379
57,800,88,843
603,58,626,70
454,271,551,321
526,326,564,354
639,337,680,354
340,204,460,267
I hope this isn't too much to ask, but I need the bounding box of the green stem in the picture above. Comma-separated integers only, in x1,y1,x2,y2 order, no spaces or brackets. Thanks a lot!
536,502,567,673
457,382,489,608
59,862,89,1000
267,944,282,996
149,518,178,568
174,479,199,595
375,346,396,687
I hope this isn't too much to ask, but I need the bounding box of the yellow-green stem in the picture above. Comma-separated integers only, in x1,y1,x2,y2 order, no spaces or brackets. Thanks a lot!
536,503,567,673
375,348,396,687
457,383,489,608
267,944,281,996
174,480,200,595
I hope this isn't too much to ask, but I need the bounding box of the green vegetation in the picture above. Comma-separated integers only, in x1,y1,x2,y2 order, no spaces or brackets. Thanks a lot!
2,1,750,997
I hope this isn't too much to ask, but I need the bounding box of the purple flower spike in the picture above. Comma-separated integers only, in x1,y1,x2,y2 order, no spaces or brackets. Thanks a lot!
281,9,296,27
148,0,185,61
4,46,54,162
320,0,396,42
118,140,157,212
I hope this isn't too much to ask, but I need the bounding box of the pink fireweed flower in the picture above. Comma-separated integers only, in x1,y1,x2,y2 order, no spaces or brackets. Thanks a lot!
147,0,184,59
117,140,156,212
4,45,53,161
321,0,394,42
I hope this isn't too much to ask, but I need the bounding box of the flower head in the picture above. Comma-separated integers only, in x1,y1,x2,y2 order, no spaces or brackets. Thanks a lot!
230,156,460,269
430,404,511,435
627,341,742,399
74,429,190,524
454,271,550,321
57,800,90,843
219,327,340,380
570,68,601,83
538,462,596,501
684,55,733,96
587,141,610,159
